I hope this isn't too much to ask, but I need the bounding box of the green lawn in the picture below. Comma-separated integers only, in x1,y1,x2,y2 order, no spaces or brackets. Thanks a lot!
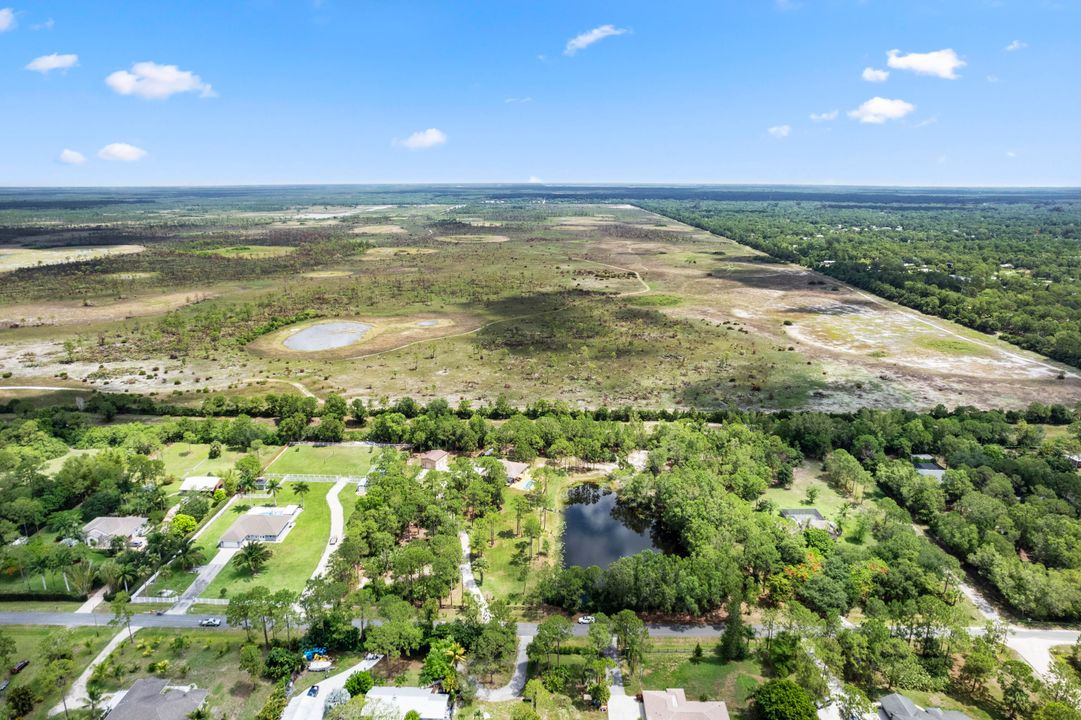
624,638,765,713
0,599,85,613
478,473,568,606
201,482,333,598
90,628,275,720
265,444,374,476
40,448,100,475
160,442,280,489
761,461,851,522
0,625,115,720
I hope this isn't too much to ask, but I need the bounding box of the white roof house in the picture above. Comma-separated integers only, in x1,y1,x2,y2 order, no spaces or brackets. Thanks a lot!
643,689,730,720
360,687,450,720
498,459,531,482
179,476,223,493
83,516,148,548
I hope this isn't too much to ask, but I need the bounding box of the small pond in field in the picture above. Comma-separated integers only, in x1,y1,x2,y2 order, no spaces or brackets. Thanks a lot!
283,321,372,351
561,483,673,568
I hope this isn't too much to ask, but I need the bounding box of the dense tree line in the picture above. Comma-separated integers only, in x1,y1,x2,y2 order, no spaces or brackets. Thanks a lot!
641,198,1081,367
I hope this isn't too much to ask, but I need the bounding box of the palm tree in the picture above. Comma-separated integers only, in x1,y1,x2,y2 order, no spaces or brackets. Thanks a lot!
86,683,105,719
266,478,282,506
114,563,138,594
472,556,488,586
174,539,206,571
232,541,272,576
294,481,311,507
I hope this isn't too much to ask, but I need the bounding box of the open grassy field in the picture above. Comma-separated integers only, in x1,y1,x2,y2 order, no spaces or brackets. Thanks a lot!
1,625,115,720
2,200,1077,412
623,638,766,714
91,628,275,720
200,482,333,597
194,244,295,259
264,443,374,476
160,441,279,481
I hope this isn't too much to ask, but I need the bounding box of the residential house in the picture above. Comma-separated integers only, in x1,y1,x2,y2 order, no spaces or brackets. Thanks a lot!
83,516,148,549
105,678,208,720
878,693,971,720
179,475,223,493
779,508,837,536
360,686,451,720
218,507,299,548
642,689,730,720
418,450,450,471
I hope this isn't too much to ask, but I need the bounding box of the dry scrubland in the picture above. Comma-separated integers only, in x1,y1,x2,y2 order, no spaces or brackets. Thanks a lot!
1,201,1077,411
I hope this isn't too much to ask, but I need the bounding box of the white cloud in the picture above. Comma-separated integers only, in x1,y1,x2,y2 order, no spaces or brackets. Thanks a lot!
809,110,838,122
887,48,966,79
105,61,214,99
528,176,544,184
564,24,627,56
848,97,915,124
768,125,791,138
862,67,889,83
986,74,1000,83
58,149,85,165
395,128,447,150
914,115,939,128
505,97,533,104
98,143,147,162
1006,150,1017,158
26,53,78,74
0,8,15,31
32,18,53,31
1005,40,1027,52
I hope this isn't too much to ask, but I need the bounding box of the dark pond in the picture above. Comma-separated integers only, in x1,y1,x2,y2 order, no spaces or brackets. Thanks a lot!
562,483,671,568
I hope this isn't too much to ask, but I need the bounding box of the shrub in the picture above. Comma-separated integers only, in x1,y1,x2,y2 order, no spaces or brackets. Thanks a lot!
344,670,373,697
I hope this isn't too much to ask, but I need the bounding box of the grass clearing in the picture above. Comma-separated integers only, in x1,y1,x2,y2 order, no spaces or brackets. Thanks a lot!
92,628,275,720
264,444,375,476
0,625,115,720
760,461,850,520
0,244,144,272
624,638,765,712
160,442,279,486
194,245,295,259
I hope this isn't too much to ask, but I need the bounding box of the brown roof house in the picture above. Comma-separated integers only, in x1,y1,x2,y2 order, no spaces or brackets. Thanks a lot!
106,678,208,720
643,689,730,720
418,450,450,471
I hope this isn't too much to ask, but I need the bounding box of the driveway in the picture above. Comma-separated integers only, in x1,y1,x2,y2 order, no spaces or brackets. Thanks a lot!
165,546,238,615
281,655,383,720
476,635,532,701
310,479,347,580
458,531,490,622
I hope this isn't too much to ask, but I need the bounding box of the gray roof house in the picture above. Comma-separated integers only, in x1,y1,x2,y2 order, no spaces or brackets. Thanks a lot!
779,508,837,535
106,678,208,720
912,455,946,482
218,508,297,548
878,693,971,720
83,516,148,548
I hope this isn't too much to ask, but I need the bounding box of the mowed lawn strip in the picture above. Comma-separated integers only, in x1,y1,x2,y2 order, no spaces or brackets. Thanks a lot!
160,442,280,495
265,444,374,476
200,482,333,598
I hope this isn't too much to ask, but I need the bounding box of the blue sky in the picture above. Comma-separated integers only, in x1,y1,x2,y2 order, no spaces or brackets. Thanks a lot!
1,0,1079,186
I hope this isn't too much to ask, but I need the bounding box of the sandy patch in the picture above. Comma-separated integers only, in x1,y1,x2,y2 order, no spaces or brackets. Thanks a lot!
364,247,437,258
0,244,145,272
352,224,406,235
301,270,353,278
436,234,509,244
0,290,217,327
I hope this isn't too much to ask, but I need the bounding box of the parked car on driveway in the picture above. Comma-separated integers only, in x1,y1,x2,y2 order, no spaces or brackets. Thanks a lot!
578,615,596,625
307,685,320,697
10,660,28,674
